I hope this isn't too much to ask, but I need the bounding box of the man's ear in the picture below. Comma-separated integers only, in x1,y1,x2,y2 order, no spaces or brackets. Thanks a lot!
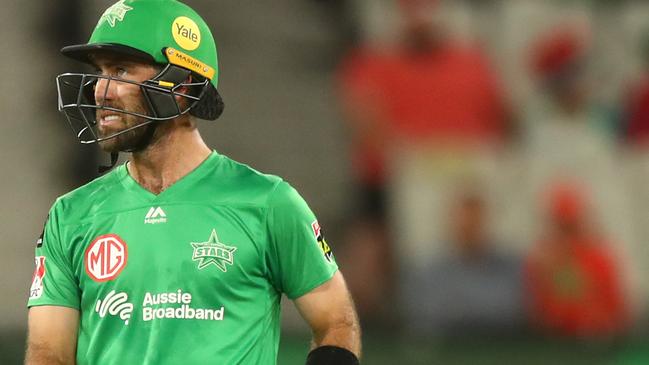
174,74,193,101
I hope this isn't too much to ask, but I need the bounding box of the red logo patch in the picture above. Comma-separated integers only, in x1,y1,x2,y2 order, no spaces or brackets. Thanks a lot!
84,234,128,282
311,221,322,239
29,256,46,299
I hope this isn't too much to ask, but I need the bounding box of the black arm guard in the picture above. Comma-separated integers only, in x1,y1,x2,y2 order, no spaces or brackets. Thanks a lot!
306,346,359,365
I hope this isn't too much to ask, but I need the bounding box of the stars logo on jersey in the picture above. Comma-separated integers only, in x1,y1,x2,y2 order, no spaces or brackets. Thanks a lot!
190,229,237,272
312,221,334,263
99,0,133,28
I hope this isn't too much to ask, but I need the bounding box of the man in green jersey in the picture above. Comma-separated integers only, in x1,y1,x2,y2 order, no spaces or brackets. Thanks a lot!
25,1,361,364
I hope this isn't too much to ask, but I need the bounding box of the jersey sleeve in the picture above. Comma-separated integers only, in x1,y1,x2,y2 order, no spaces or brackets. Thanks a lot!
27,200,80,309
265,182,338,299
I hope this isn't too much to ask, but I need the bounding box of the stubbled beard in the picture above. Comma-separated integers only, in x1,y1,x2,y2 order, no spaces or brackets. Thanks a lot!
97,102,154,153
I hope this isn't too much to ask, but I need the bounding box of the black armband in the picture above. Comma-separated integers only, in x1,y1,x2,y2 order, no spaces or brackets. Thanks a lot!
306,346,359,365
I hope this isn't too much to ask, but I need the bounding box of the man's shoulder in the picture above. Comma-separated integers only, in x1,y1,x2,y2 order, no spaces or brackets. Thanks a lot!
61,166,120,200
51,166,123,220
217,155,282,185
204,154,293,207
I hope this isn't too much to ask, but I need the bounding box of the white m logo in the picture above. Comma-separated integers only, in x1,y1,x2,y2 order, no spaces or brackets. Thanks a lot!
144,207,167,224
145,207,166,219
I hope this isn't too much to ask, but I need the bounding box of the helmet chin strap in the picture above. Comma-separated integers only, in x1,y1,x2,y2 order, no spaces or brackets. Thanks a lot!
98,152,120,174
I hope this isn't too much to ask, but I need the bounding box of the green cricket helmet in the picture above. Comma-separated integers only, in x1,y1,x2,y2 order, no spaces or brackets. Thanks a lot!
56,0,223,145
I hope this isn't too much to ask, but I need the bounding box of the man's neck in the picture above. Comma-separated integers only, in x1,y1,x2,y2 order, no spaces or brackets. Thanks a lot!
127,121,211,195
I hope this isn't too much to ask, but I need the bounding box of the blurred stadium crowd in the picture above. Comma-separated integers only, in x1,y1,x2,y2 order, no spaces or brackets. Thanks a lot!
335,0,649,345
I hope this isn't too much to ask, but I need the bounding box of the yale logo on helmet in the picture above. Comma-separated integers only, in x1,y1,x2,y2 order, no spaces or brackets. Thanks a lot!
99,0,133,28
172,16,201,51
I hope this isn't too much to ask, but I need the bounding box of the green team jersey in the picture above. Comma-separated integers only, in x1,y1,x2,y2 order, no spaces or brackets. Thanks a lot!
27,151,338,364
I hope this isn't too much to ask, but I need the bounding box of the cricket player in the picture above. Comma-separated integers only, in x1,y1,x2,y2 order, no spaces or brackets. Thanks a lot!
25,1,361,364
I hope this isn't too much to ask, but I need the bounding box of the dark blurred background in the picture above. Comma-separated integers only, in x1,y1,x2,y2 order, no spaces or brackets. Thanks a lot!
4,0,649,364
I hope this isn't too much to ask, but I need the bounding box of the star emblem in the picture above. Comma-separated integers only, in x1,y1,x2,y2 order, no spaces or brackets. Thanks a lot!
190,229,237,272
99,0,134,28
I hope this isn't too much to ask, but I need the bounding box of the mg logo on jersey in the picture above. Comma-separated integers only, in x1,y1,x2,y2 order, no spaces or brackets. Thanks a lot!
85,234,128,282
96,290,133,325
144,207,167,224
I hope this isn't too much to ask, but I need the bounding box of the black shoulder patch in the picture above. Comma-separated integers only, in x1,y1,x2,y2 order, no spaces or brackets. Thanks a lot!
36,214,49,248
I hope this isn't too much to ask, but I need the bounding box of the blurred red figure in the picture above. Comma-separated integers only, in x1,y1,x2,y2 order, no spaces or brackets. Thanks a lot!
524,183,628,338
625,77,649,144
624,37,649,145
337,0,510,218
527,25,595,121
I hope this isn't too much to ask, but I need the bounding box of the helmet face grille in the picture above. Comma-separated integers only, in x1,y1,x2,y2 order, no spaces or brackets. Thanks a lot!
56,68,208,144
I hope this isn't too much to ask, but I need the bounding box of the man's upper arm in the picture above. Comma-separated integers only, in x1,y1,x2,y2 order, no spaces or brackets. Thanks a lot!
294,271,361,357
265,182,338,299
28,204,80,309
264,182,360,356
26,306,79,365
26,203,81,364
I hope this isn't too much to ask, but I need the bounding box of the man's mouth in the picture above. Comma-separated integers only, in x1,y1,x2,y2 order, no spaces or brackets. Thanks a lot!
98,113,122,127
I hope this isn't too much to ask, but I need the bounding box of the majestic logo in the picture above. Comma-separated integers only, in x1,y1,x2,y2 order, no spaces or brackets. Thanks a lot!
99,0,133,28
312,221,334,263
144,207,167,224
172,16,201,51
190,229,237,272
85,234,128,282
29,256,46,299
95,290,133,325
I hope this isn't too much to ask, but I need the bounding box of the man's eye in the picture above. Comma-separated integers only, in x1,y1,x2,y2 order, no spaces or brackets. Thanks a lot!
116,67,127,77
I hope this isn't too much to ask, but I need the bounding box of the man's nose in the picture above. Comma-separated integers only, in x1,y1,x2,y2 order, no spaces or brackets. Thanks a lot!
94,77,116,105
